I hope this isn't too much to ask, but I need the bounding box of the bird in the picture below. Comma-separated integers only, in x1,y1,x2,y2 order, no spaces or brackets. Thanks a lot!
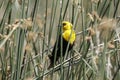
48,21,76,69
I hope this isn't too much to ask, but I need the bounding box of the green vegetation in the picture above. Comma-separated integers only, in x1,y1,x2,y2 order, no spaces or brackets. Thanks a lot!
0,0,120,80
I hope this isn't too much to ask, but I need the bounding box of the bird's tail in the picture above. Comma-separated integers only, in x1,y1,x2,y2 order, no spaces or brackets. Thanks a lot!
48,55,54,69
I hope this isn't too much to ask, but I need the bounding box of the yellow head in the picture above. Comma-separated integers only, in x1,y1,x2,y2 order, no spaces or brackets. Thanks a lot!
62,21,75,44
62,21,73,31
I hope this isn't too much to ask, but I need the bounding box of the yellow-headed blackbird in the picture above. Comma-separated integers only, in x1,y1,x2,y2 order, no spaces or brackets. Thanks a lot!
48,21,76,68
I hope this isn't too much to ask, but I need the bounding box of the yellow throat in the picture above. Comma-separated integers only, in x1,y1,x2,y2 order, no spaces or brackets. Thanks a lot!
62,21,76,44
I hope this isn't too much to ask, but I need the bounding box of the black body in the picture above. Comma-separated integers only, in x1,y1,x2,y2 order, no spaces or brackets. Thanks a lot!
48,35,74,68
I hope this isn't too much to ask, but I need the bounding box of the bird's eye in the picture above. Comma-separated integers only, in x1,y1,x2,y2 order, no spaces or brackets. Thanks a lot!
63,23,66,26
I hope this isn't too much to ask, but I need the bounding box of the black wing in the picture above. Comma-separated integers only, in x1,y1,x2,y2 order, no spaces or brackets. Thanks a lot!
48,35,74,68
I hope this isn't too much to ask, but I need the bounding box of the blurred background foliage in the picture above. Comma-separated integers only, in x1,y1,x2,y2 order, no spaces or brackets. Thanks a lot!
0,0,120,80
